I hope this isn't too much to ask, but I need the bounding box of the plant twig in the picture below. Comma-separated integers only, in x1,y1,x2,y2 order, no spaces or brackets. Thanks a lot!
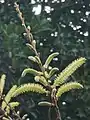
51,88,61,120
0,94,22,120
14,2,62,120
55,104,61,120
14,2,47,78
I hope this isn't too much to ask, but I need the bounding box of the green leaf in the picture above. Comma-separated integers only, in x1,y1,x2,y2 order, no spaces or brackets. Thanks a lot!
0,74,6,94
53,57,86,87
38,101,54,106
26,43,34,50
21,68,43,77
12,83,48,97
56,82,83,98
28,56,37,62
44,52,59,69
9,102,20,108
2,85,17,110
49,67,59,78
28,56,42,65
44,71,49,79
5,102,20,114
35,56,42,65
34,76,48,86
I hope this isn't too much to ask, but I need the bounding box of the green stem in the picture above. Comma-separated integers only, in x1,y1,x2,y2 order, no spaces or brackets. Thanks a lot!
48,107,51,120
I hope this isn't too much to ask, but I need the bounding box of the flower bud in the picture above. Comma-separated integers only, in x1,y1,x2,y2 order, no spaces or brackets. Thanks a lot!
23,33,27,36
32,40,36,48
34,76,40,82
27,26,31,31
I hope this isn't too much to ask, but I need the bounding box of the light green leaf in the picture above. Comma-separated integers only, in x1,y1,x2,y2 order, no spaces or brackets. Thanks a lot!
26,43,34,50
53,57,86,87
12,83,48,97
38,101,54,106
21,68,43,77
2,85,17,110
34,76,48,86
5,102,20,114
56,82,83,98
28,56,37,62
44,52,59,69
49,67,59,78
0,74,6,94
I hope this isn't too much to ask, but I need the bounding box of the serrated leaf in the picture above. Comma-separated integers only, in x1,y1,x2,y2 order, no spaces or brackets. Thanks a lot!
12,83,48,97
53,57,86,87
56,82,83,98
2,85,17,110
5,102,20,114
44,52,59,69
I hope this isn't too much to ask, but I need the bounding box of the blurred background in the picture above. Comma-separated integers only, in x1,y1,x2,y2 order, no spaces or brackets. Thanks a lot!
0,0,90,120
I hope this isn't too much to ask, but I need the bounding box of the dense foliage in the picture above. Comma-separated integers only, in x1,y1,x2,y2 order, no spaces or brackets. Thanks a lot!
0,0,90,120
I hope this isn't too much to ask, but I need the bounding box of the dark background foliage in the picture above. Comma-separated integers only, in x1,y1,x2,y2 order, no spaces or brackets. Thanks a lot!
0,0,90,120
